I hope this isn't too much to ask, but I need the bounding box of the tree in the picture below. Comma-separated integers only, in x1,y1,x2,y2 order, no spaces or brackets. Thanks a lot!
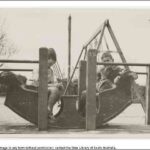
0,19,18,66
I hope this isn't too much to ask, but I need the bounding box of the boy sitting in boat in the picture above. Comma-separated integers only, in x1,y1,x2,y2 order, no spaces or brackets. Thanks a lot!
31,48,64,121
96,51,126,92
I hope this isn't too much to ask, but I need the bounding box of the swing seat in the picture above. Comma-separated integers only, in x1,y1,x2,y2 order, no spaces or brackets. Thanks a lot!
77,71,137,126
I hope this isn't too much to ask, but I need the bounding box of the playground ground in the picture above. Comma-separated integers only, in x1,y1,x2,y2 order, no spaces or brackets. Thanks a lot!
0,96,150,138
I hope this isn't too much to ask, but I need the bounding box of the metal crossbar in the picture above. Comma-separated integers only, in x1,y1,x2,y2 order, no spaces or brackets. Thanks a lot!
0,69,33,72
136,72,147,75
97,62,150,67
0,59,38,63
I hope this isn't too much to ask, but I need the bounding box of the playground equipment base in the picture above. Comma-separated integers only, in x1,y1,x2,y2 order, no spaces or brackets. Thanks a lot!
4,81,133,129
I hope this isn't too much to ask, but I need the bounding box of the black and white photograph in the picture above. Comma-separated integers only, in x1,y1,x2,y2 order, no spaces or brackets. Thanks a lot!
0,3,150,145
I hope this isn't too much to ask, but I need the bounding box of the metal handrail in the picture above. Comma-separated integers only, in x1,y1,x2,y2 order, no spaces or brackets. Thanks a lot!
97,62,150,67
0,59,38,63
0,69,33,72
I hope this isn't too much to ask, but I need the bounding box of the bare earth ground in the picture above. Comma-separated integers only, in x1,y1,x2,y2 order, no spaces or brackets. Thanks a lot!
0,96,150,137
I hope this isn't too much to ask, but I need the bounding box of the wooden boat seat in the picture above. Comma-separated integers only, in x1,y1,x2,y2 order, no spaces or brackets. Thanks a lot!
77,71,137,126
1,71,138,128
5,85,38,125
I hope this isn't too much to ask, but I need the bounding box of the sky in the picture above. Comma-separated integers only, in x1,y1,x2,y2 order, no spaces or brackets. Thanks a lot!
0,8,150,84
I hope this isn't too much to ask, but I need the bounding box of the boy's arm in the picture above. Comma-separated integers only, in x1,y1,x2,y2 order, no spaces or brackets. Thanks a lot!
118,68,129,75
48,68,54,83
97,67,102,81
97,72,101,81
112,66,128,75
48,82,64,90
27,67,39,86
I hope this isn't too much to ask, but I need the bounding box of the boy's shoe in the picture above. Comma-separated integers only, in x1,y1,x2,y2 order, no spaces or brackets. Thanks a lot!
49,116,56,123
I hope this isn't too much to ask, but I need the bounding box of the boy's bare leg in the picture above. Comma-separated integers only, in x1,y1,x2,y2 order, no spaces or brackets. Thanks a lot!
47,86,64,120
